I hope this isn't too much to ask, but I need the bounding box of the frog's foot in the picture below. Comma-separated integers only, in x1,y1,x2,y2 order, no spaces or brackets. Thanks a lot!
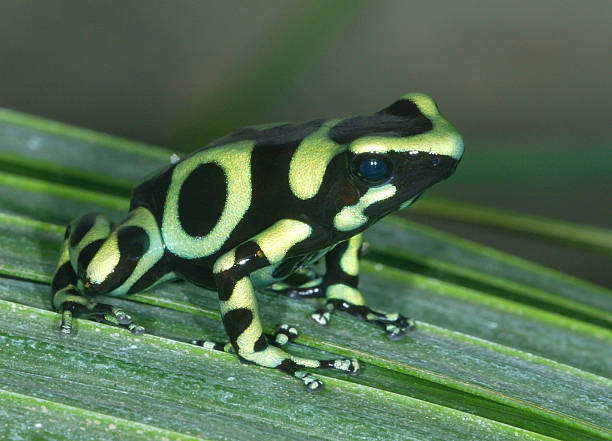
271,325,360,392
249,345,360,393
87,303,145,335
55,288,144,335
272,324,299,346
312,299,414,340
193,326,359,392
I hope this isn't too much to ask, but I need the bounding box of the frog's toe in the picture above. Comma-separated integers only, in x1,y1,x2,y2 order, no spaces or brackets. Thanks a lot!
383,314,414,340
385,323,406,340
271,348,360,392
59,308,75,335
90,304,146,335
274,324,299,346
112,309,132,325
320,358,360,375
310,308,332,327
296,371,324,393
278,360,326,393
126,323,146,335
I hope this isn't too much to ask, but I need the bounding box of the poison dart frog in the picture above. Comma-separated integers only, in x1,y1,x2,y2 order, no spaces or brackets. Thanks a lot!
52,93,464,392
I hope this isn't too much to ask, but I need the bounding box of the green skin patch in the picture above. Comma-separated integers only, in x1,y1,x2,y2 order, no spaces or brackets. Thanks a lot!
51,93,463,392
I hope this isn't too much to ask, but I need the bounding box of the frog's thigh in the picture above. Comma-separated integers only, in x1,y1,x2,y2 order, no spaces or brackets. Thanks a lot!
212,219,312,364
52,212,142,334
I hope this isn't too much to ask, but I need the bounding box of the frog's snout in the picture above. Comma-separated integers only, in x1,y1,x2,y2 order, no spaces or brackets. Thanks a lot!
447,156,460,178
432,154,460,182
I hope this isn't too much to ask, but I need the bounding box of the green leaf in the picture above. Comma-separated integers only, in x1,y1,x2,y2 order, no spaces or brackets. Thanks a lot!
410,197,612,255
0,107,611,441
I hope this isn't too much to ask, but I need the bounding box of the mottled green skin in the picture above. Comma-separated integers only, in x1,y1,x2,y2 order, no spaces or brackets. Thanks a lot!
51,93,463,392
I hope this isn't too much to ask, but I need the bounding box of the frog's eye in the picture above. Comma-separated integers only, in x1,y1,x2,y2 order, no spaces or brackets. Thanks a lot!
351,154,393,185
431,156,441,167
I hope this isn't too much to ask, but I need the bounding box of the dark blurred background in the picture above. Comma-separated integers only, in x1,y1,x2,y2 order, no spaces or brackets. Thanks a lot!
1,1,610,285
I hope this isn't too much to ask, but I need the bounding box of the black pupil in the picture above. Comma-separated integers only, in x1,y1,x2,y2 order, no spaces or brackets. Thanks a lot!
359,157,388,182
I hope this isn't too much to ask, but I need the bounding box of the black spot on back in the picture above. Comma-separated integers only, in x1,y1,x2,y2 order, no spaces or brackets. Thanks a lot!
222,308,253,342
117,226,150,261
69,212,100,248
178,163,226,237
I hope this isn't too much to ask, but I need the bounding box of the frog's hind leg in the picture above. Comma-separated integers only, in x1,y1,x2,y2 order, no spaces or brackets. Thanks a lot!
51,212,143,335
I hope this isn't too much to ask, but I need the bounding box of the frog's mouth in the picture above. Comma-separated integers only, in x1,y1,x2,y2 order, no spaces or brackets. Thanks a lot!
397,191,424,210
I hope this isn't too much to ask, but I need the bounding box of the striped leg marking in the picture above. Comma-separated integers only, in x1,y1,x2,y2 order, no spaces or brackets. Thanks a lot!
213,220,359,392
51,212,144,335
192,324,300,353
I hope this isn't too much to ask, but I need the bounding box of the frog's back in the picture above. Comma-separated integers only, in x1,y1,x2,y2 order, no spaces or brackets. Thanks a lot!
131,118,327,214
130,118,344,264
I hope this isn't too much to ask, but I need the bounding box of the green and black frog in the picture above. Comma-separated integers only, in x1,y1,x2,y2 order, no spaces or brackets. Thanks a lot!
51,93,464,392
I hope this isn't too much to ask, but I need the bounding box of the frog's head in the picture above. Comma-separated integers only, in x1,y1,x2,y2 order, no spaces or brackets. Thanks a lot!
332,93,463,230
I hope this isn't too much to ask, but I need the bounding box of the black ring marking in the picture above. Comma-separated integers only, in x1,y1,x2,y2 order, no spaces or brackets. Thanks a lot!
216,271,243,302
222,308,254,343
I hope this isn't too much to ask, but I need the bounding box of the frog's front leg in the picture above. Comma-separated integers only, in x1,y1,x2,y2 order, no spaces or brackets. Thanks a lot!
276,233,414,340
213,219,359,392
